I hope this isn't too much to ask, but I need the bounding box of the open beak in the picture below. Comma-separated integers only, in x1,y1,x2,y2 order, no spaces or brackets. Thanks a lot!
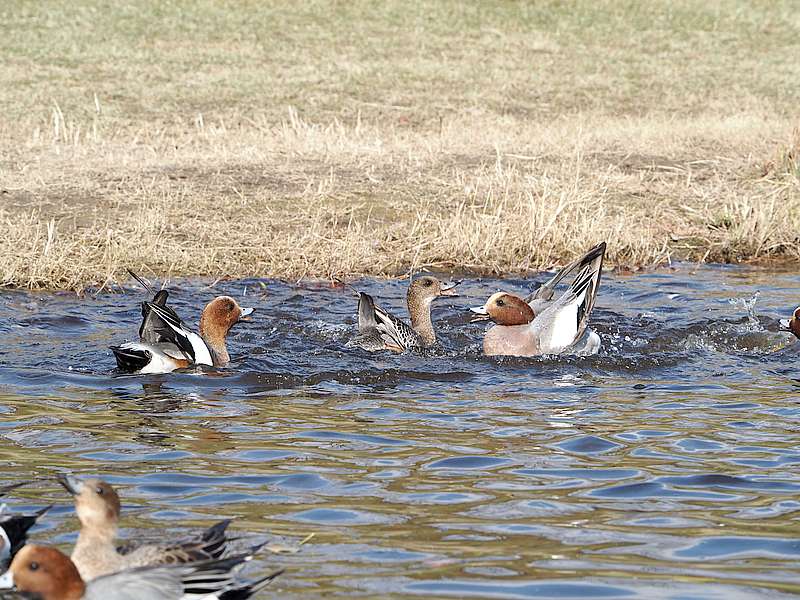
469,305,491,323
239,307,255,321
779,318,791,331
439,280,461,297
56,473,83,496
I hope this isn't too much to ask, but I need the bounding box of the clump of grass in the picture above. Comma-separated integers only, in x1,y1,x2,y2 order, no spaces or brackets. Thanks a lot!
1,109,799,291
1,2,799,290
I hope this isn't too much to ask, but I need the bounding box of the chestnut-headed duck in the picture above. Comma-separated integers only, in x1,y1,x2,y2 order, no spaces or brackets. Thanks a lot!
110,270,253,374
470,242,606,357
1,505,51,570
780,307,800,339
0,544,283,600
57,474,230,582
345,275,460,352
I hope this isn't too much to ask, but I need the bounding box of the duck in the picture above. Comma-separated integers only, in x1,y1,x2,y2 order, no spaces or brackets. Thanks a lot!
0,544,283,600
110,270,253,374
470,242,606,356
1,507,51,570
344,275,460,352
56,473,230,582
779,307,800,339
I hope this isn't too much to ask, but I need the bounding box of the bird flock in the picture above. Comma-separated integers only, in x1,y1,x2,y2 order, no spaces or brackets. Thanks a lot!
3,242,800,599
0,477,281,600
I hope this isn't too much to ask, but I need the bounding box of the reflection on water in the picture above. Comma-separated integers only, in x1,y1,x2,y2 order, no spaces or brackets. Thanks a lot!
1,265,800,598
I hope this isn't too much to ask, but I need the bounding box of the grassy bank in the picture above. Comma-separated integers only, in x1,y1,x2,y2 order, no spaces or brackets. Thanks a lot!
1,1,799,290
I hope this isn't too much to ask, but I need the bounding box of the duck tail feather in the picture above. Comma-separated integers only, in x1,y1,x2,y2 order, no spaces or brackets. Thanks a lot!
357,292,378,331
110,345,151,372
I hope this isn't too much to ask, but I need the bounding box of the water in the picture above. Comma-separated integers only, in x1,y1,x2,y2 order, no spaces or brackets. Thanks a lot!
1,264,800,599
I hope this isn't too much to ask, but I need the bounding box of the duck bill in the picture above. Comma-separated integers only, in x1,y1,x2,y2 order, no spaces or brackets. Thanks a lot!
439,280,461,297
469,305,491,323
239,307,255,321
0,569,13,588
779,318,791,331
56,473,84,496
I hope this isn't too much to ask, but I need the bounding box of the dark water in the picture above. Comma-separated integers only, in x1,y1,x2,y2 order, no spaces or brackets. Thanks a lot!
1,265,800,599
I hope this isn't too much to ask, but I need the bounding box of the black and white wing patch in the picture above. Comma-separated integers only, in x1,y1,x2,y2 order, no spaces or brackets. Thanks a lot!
143,303,213,365
138,289,174,343
373,304,422,351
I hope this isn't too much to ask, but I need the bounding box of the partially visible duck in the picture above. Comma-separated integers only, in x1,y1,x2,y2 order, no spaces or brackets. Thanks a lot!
470,242,606,356
779,306,800,339
0,544,283,600
345,275,460,352
57,473,230,582
1,505,51,570
110,270,253,374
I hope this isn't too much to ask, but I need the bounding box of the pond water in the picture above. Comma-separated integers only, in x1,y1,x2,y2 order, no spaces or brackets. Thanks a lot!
1,265,800,599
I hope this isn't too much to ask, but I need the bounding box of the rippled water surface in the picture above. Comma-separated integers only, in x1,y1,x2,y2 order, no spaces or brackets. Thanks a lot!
2,265,800,599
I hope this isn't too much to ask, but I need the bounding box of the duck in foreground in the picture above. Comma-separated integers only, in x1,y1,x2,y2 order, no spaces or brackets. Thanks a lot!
779,307,800,339
57,473,230,582
0,544,282,600
470,242,606,357
345,275,460,352
110,270,253,374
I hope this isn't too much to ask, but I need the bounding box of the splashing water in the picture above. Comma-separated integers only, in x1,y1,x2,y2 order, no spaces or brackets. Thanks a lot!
1,264,800,599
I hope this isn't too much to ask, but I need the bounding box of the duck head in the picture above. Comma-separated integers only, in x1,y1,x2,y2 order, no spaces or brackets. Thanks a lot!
470,292,535,326
0,544,85,600
199,296,254,364
779,306,800,340
57,474,121,535
407,276,459,307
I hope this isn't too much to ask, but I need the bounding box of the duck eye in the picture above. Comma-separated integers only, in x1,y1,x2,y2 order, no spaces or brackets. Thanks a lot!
423,279,433,287
29,561,39,571
496,299,505,307
96,486,104,495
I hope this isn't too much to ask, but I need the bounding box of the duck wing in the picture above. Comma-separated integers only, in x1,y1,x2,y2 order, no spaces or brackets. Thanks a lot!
127,270,176,344
346,292,421,351
0,506,51,564
85,553,258,600
138,289,176,344
118,519,230,564
532,243,605,353
143,303,213,366
357,291,378,332
525,242,607,307
373,302,422,351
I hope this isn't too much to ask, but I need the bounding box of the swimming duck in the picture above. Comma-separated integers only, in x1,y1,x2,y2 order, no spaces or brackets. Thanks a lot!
57,473,230,582
470,242,606,356
779,307,800,339
110,271,253,374
1,506,51,570
0,544,282,600
345,275,460,352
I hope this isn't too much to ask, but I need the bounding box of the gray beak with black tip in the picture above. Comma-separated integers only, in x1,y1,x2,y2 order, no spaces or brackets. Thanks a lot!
239,307,255,321
440,280,461,297
56,473,84,496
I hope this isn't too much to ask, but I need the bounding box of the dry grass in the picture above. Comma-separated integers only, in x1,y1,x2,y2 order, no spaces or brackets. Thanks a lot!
1,1,799,290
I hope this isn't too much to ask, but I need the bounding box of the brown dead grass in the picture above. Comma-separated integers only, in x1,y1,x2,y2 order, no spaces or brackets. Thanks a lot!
1,1,799,290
